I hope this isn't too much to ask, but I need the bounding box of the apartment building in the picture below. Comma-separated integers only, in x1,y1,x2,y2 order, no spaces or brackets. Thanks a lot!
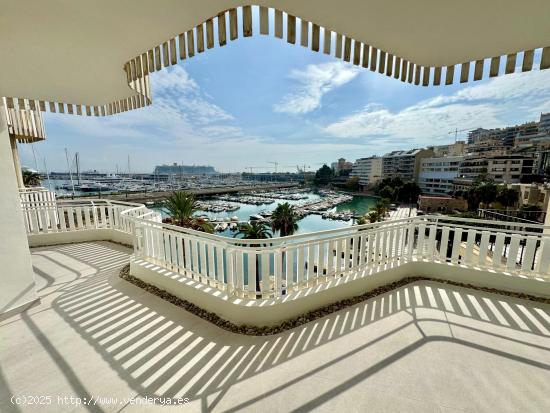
350,156,382,189
467,113,549,147
331,158,354,174
418,155,463,195
430,141,466,157
381,148,434,181
458,154,535,184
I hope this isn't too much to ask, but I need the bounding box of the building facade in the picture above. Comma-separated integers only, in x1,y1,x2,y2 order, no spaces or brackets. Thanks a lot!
418,155,463,196
332,158,354,174
382,148,434,181
430,141,466,157
458,154,535,184
418,195,468,213
350,156,382,189
467,113,549,147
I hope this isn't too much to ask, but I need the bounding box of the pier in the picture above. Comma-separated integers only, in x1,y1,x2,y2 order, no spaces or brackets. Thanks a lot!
59,182,300,203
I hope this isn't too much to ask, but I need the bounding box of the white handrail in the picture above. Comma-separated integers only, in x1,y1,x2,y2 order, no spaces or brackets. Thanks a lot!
21,189,550,300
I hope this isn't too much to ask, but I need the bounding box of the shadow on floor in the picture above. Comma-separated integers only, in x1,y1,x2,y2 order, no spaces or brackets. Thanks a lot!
26,241,550,412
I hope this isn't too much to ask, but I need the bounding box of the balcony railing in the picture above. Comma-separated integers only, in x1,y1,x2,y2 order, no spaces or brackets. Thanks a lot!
21,189,550,302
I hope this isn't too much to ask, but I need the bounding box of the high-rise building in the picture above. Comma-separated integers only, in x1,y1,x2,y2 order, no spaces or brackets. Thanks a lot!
458,154,535,184
418,155,463,196
381,148,434,181
467,113,549,147
350,156,382,189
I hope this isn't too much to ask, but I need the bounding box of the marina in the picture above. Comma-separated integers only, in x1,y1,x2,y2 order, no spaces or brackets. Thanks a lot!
153,190,382,236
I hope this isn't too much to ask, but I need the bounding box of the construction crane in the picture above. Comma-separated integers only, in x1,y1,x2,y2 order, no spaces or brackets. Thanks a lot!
267,161,279,173
244,166,270,173
448,127,479,142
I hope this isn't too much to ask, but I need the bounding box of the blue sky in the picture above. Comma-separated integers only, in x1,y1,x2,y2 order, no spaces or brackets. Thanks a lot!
19,10,550,173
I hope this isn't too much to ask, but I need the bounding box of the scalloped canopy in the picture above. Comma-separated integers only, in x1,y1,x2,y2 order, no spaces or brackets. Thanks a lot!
1,0,549,111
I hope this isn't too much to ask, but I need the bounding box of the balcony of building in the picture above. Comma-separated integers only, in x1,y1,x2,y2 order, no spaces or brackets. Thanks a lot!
1,188,549,411
2,1,550,411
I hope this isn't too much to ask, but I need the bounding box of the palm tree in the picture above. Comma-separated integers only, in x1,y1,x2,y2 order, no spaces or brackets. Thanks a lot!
164,191,213,233
22,170,41,187
366,210,381,223
234,220,272,295
271,202,299,237
234,220,272,240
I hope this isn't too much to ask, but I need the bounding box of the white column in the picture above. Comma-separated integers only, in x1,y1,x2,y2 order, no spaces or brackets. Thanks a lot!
0,101,38,317
10,135,24,188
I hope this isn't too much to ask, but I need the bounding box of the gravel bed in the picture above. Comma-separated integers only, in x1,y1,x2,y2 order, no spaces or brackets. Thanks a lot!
119,265,550,336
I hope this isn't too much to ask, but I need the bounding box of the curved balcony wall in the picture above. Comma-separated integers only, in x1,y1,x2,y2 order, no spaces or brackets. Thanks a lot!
21,189,550,326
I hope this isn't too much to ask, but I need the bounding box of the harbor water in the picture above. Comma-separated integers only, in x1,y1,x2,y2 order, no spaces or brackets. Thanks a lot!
153,191,378,237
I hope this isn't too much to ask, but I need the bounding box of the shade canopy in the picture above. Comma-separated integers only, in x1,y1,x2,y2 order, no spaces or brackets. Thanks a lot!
1,0,549,114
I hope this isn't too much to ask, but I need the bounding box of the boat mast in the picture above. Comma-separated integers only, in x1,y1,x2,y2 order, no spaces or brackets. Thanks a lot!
75,152,81,185
64,148,75,196
43,158,52,192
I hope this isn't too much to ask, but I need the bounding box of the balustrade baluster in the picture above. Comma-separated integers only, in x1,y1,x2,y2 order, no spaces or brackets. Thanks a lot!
274,249,283,296
199,241,208,281
261,251,270,295
235,250,244,293
450,228,462,263
318,241,326,278
439,227,449,262
521,236,538,273
297,245,306,284
478,231,490,267
307,243,315,281
492,233,505,270
216,246,225,286
506,234,521,271
426,225,437,259
535,238,550,275
334,239,342,274
247,249,257,296
58,206,67,231
464,229,476,265
207,243,215,282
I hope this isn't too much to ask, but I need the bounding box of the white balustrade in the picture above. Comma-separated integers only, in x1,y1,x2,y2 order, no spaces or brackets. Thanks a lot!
20,189,550,300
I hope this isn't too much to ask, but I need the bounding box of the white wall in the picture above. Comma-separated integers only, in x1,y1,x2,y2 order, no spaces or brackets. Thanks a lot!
130,259,550,327
0,103,38,317
27,228,133,248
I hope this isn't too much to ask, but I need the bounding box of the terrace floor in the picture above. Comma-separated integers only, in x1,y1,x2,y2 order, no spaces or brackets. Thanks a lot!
1,241,549,412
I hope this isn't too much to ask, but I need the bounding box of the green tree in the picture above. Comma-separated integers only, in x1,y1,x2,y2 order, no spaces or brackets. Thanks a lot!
365,198,389,222
496,186,519,210
465,174,498,210
271,202,299,237
314,164,335,186
366,210,381,223
164,191,214,233
379,185,395,201
234,220,273,240
397,182,421,203
356,215,367,225
345,176,360,191
22,170,41,187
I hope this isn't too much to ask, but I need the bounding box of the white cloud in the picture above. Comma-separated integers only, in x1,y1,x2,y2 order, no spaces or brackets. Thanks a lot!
325,69,550,143
49,66,238,141
274,62,359,114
